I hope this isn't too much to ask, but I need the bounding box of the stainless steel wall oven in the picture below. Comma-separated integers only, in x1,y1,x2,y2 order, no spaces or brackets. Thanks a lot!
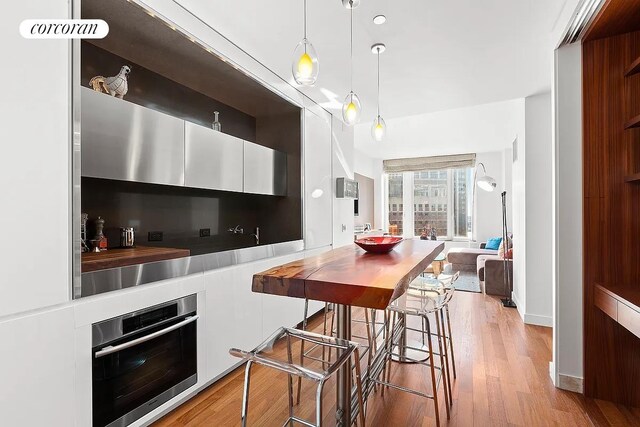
92,294,198,426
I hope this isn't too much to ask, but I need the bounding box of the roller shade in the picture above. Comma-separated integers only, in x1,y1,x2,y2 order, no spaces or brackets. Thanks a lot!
383,153,476,173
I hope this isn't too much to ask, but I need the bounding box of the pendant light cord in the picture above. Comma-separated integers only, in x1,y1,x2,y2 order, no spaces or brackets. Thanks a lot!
303,0,307,39
350,5,353,92
377,47,380,117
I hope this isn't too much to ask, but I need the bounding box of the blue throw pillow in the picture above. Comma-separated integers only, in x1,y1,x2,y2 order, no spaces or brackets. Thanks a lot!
485,237,502,250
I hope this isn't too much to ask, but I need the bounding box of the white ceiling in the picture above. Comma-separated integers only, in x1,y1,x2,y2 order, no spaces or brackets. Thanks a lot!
174,0,574,123
355,98,524,159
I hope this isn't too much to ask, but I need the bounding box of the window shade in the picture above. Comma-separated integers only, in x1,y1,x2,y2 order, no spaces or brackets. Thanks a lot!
383,153,476,173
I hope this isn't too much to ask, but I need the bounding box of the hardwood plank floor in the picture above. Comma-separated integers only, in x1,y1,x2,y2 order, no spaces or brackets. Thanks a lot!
154,292,640,426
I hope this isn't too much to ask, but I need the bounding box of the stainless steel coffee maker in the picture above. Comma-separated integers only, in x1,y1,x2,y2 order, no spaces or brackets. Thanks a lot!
119,227,135,248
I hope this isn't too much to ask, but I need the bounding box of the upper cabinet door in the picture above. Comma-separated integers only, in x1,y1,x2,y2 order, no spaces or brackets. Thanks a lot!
185,122,243,192
81,88,185,186
304,109,332,249
243,142,287,196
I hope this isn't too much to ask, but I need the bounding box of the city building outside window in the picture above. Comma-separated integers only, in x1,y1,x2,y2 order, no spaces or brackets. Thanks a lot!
386,168,472,239
387,173,404,235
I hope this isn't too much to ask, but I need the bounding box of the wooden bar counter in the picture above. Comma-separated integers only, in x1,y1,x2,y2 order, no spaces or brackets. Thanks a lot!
253,239,444,309
252,238,444,426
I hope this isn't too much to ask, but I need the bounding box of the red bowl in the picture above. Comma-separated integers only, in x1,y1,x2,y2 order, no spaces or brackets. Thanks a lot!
355,236,403,253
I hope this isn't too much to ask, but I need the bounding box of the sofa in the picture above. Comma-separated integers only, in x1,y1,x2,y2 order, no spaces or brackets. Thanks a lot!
446,243,498,272
477,255,513,296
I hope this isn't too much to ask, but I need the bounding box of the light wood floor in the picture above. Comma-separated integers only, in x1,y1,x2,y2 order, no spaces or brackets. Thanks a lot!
154,291,640,426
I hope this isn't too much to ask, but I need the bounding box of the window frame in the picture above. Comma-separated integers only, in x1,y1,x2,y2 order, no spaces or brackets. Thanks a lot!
384,169,472,241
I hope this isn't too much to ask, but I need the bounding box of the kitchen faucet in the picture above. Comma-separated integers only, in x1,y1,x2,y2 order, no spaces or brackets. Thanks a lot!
250,227,260,245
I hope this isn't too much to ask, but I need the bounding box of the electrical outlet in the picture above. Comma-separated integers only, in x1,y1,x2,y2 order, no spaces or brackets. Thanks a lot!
199,228,211,238
148,231,163,242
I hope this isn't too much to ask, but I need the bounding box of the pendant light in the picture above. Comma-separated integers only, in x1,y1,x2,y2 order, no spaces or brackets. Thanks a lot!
342,1,361,126
371,43,386,141
292,0,318,86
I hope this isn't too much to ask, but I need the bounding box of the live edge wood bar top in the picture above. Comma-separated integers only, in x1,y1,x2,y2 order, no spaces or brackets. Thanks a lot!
81,246,191,273
253,239,444,310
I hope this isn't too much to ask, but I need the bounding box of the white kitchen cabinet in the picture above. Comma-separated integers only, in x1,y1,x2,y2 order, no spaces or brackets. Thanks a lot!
260,254,305,339
204,267,237,379
0,307,75,426
204,253,310,380
304,109,333,250
331,116,356,248
204,262,264,380
0,0,70,317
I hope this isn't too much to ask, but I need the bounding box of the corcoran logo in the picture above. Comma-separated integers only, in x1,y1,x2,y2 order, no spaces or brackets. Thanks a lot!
20,19,109,39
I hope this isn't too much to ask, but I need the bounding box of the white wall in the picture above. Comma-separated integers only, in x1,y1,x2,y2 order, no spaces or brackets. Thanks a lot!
353,148,384,229
553,43,583,390
524,92,554,326
511,93,554,327
332,116,356,247
0,0,70,317
512,127,527,315
475,151,511,244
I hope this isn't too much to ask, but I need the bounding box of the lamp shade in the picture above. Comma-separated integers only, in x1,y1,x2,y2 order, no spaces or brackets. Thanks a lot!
477,175,497,192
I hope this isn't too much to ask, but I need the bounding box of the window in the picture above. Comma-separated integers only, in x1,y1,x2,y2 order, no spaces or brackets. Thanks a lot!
387,167,472,239
387,173,403,235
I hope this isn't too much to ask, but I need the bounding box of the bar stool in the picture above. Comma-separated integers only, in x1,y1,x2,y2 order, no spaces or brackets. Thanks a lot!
410,271,459,383
230,327,366,427
297,300,382,404
374,287,455,427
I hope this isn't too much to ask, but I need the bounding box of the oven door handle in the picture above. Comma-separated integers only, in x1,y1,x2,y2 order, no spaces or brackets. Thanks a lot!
94,315,199,359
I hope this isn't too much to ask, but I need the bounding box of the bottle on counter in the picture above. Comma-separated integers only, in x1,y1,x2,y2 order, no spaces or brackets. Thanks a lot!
212,111,222,132
94,216,108,251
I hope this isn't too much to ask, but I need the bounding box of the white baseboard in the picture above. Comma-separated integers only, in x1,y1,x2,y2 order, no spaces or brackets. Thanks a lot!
510,291,526,321
549,361,555,385
524,313,553,327
508,293,552,327
557,373,584,393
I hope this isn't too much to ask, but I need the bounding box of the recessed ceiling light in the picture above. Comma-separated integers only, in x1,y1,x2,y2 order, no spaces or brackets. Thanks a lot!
373,15,386,25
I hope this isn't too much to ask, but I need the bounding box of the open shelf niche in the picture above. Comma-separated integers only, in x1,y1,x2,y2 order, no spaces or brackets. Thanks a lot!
80,0,303,257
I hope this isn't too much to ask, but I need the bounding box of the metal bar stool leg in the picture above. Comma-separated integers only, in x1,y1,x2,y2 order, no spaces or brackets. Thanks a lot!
353,347,367,427
315,379,326,427
297,299,310,405
287,334,295,424
424,317,440,427
434,311,450,419
241,360,254,427
440,308,453,405
445,304,457,379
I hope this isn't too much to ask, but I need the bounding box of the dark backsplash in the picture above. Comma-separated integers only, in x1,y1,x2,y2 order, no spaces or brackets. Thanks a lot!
82,178,302,255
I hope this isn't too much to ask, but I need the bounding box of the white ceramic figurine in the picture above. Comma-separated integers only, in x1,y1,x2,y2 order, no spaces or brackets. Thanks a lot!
89,65,131,99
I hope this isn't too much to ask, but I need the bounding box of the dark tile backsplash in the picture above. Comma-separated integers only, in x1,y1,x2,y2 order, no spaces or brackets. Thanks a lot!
82,178,302,255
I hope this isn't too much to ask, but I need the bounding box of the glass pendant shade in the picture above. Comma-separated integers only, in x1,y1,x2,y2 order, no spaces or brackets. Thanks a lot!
292,39,319,86
371,115,386,141
342,91,362,126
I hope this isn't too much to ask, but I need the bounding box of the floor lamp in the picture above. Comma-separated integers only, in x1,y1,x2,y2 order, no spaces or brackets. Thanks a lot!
471,162,496,244
500,191,516,308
